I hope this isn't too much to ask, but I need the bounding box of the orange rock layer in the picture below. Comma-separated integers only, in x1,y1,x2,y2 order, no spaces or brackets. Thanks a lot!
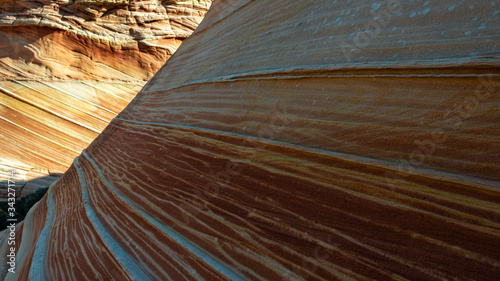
1,0,499,280
0,0,211,197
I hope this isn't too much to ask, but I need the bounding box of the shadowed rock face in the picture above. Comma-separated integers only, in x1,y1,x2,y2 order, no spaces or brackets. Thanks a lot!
0,0,211,196
1,0,499,280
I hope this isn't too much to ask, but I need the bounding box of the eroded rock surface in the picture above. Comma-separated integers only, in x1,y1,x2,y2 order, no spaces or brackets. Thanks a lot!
0,0,211,196
1,0,499,280
0,0,211,80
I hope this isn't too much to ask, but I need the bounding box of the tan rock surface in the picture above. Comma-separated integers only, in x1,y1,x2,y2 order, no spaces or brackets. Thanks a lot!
1,0,499,280
0,0,211,197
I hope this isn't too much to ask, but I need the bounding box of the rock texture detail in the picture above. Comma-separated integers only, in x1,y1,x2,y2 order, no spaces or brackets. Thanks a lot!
0,0,211,196
1,0,500,280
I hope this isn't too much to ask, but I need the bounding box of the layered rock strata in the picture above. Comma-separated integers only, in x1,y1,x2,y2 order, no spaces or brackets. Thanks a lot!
1,0,499,280
0,0,211,197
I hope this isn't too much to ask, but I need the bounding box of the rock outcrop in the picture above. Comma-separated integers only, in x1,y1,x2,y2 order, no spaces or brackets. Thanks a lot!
0,0,211,197
1,0,499,280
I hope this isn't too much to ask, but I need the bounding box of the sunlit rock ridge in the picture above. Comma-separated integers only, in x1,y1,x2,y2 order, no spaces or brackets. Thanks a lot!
0,0,211,81
1,0,500,280
0,0,211,197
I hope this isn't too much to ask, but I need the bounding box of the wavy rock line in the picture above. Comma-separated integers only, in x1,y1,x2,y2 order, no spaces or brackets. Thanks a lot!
1,0,499,280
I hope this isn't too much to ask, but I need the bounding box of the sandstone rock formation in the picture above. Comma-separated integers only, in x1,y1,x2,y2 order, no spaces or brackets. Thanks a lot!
1,0,499,280
0,0,211,197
